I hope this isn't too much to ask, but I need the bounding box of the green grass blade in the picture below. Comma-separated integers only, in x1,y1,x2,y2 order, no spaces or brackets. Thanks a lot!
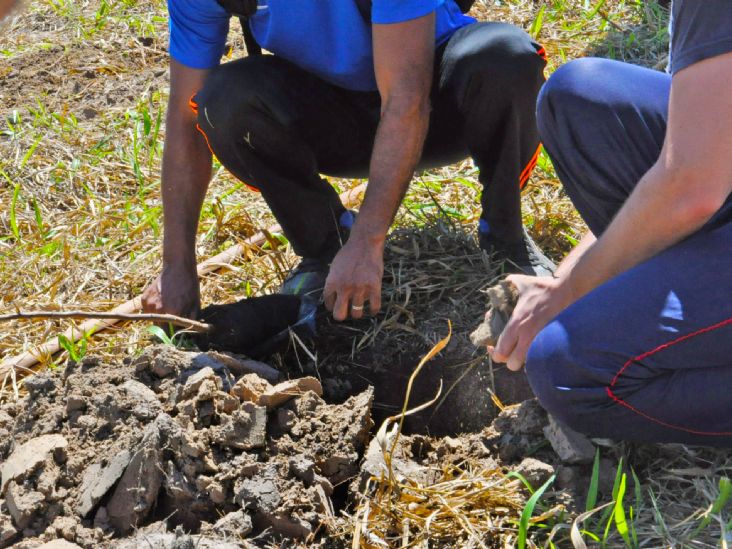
696,476,731,534
20,134,43,169
613,473,632,547
507,471,536,495
530,5,546,39
630,506,638,548
518,474,555,549
10,183,21,241
586,0,608,20
601,457,625,545
147,325,173,345
586,448,601,512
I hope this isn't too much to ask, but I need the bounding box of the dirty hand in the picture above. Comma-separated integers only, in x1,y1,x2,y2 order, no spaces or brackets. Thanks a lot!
324,238,384,321
141,263,201,319
488,274,574,372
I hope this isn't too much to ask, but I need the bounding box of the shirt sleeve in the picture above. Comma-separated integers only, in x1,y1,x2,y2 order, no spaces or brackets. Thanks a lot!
670,0,732,74
168,0,230,69
371,0,439,24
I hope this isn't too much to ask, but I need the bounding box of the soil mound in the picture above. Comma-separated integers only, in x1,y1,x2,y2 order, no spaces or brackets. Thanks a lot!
0,345,373,548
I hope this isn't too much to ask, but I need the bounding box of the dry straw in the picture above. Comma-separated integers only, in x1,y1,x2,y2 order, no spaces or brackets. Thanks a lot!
350,322,528,548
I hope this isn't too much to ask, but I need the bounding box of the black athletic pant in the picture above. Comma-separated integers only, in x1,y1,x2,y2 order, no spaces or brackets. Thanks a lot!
194,22,546,261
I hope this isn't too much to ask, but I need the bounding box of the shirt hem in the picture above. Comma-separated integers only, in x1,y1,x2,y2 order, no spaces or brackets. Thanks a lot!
672,38,732,75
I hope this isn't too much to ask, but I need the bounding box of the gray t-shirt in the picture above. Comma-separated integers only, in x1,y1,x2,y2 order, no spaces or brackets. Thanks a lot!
669,0,732,74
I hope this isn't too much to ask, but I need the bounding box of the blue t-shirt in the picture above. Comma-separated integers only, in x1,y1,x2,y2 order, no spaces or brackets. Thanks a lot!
169,0,475,91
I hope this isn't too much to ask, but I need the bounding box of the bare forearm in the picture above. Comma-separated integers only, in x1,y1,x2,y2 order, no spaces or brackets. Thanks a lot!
161,122,212,267
351,103,429,245
566,163,720,300
554,231,595,279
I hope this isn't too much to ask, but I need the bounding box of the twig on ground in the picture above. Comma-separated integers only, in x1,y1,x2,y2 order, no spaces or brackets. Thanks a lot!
0,310,212,332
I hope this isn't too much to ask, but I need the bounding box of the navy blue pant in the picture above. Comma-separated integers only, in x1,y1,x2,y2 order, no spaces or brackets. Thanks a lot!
526,58,732,447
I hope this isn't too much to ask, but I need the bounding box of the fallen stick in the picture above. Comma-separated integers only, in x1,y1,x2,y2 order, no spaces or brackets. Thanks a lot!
0,182,368,379
0,311,212,333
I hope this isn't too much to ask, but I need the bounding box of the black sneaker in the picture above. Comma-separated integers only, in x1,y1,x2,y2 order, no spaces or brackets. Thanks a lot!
479,223,556,277
280,257,330,303
280,210,356,304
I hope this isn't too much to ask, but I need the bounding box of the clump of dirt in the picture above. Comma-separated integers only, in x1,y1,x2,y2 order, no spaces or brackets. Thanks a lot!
0,345,374,548
470,279,519,347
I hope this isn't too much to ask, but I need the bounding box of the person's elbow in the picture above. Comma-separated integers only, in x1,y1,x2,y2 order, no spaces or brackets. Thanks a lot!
381,91,431,123
657,161,732,226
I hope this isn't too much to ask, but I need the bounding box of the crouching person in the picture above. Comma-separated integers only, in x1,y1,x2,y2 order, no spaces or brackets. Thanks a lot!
491,0,732,446
142,0,555,327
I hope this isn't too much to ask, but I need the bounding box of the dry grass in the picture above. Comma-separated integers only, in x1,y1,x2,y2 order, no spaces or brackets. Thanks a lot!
347,330,533,548
1,0,731,547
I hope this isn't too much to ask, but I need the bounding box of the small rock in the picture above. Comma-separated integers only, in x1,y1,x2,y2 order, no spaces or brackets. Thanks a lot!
107,417,173,533
76,415,97,430
182,367,220,400
598,458,619,495
259,377,323,409
206,352,280,382
543,416,595,464
23,373,56,397
211,403,266,450
121,380,162,420
76,450,132,517
359,437,431,490
492,399,547,436
212,510,253,538
275,408,297,433
265,515,312,540
151,361,175,378
1,434,68,492
289,456,316,483
230,374,272,403
196,379,220,401
132,345,189,377
50,515,77,540
5,481,45,530
556,465,582,491
208,482,226,505
288,457,334,497
515,458,555,488
217,392,240,414
290,391,323,415
65,395,86,414
443,436,461,452
0,509,18,546
236,470,281,513
36,540,83,549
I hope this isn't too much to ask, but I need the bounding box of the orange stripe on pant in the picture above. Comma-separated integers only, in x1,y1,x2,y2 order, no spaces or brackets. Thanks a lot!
190,93,260,192
519,144,542,189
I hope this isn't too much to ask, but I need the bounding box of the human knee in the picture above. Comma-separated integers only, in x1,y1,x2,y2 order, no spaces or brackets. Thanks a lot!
536,58,616,146
450,23,545,96
525,320,596,431
194,58,277,137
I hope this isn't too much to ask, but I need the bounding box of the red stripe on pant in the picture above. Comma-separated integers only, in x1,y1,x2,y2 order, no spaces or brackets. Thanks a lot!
607,316,732,436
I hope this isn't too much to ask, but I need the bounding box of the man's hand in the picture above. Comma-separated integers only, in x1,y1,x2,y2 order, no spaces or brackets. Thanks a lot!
489,274,574,371
141,263,201,319
324,238,383,321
